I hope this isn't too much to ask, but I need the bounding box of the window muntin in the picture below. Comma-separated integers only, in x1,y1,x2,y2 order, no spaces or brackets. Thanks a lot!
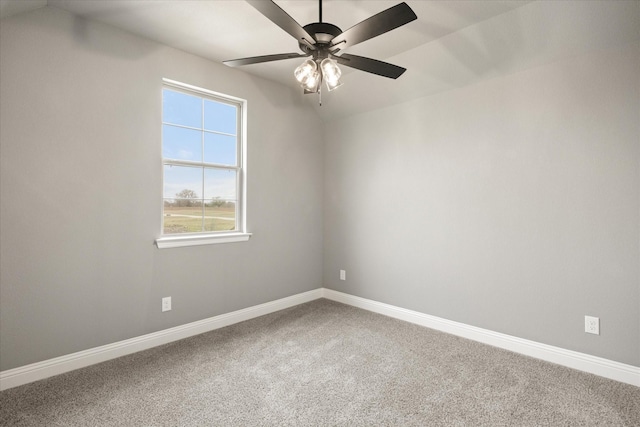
161,81,244,237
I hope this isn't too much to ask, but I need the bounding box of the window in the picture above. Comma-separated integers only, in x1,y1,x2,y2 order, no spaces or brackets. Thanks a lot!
156,79,250,248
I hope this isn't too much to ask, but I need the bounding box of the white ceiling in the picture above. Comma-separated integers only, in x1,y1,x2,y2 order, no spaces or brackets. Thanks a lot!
2,0,639,120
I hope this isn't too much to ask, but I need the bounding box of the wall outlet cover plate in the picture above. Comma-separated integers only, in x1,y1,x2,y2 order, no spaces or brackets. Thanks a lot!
585,315,599,335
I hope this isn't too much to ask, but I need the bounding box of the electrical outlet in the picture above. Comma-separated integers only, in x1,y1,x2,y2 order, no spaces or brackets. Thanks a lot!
585,315,599,335
162,296,172,312
340,269,346,281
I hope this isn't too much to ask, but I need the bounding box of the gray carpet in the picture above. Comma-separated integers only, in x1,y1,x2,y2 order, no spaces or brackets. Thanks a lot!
1,299,639,426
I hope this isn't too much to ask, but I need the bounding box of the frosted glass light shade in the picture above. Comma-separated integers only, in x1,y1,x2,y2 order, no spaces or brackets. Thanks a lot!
303,69,322,92
294,59,317,84
321,58,342,91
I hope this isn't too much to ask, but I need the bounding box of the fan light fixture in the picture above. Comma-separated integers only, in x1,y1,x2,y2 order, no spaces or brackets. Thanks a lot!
294,57,342,93
223,1,417,104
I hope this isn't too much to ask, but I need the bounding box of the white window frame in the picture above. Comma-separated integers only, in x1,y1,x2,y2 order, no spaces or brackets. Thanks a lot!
156,78,250,249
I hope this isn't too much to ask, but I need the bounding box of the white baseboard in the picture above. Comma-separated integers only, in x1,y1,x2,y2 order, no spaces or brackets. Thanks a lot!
321,288,640,387
2,287,638,391
0,289,323,391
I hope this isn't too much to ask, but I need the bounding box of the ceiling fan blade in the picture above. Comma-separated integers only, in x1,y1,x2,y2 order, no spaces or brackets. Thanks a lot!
330,2,417,50
223,53,310,67
334,53,406,79
247,0,315,45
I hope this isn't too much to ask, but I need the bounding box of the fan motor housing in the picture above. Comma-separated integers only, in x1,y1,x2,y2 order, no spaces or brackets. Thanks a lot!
300,22,342,53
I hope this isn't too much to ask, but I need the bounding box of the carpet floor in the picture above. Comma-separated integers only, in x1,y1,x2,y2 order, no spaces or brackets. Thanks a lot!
1,299,639,426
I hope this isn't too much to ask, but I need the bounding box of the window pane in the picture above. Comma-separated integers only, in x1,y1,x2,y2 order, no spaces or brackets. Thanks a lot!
203,168,237,231
204,132,236,166
204,168,236,200
163,199,204,234
204,100,236,135
163,125,202,161
204,201,236,232
163,165,202,199
163,89,202,128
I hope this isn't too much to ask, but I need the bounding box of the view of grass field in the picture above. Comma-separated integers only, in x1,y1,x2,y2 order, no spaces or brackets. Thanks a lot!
163,206,235,234
162,87,241,236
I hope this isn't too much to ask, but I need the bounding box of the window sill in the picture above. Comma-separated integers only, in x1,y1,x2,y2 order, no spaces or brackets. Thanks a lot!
155,232,252,249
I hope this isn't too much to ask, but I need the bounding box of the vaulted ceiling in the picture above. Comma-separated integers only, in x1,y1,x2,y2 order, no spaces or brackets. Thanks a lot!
2,1,638,120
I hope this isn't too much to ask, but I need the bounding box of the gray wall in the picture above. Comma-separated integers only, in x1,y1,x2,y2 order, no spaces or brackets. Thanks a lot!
0,7,324,371
323,43,640,367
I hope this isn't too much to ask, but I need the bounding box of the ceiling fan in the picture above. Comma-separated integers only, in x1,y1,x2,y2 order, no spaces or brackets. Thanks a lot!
223,0,417,100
